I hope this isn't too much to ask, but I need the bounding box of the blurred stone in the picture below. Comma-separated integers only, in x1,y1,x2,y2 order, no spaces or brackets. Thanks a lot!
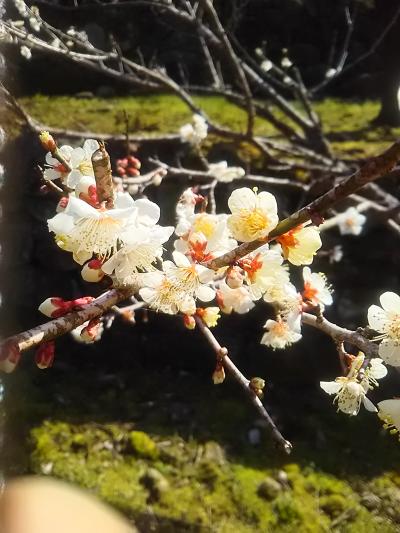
203,441,226,466
361,492,381,511
257,478,282,500
140,468,170,502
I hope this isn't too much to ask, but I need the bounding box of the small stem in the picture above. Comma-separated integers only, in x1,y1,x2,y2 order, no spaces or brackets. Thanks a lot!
195,316,292,453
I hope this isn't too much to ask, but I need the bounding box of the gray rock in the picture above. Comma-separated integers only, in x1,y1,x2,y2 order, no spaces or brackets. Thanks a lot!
257,477,282,500
140,468,170,502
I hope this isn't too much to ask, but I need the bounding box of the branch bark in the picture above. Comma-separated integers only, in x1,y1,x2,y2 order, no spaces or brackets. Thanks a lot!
206,139,400,270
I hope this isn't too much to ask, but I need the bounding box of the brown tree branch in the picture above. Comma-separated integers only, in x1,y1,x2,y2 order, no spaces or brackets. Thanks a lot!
206,139,400,270
301,312,378,358
0,289,132,359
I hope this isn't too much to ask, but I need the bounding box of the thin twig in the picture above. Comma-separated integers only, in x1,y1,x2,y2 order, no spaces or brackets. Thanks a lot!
194,316,292,453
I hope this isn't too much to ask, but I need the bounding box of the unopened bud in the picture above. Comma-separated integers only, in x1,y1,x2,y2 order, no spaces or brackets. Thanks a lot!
81,260,105,282
39,131,56,153
38,297,72,318
151,172,164,187
80,318,103,343
76,176,98,207
183,314,196,330
226,267,244,289
0,341,21,373
212,362,225,385
35,341,55,369
128,156,141,169
71,296,95,308
56,196,69,212
249,377,266,398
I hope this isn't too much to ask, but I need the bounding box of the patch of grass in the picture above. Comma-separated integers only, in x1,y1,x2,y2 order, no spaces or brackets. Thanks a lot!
18,94,400,159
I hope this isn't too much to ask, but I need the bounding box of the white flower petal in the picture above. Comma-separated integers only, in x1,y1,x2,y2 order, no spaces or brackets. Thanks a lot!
228,187,257,212
367,304,388,332
379,339,400,366
196,285,215,302
320,381,342,395
135,198,160,225
47,213,75,235
380,292,400,314
172,251,190,267
362,396,378,413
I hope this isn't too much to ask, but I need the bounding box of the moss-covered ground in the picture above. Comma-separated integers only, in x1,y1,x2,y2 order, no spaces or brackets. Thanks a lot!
16,94,400,159
3,338,400,533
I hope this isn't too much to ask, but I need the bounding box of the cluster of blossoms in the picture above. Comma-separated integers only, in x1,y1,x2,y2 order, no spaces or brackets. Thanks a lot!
31,130,400,445
316,290,400,441
37,132,329,358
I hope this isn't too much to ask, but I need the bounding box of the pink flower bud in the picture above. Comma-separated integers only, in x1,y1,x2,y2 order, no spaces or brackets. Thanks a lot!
127,167,140,177
35,341,55,369
56,196,69,212
81,260,105,282
0,341,21,373
128,156,141,169
80,318,102,342
71,296,95,309
183,315,196,330
38,297,73,318
226,267,244,289
76,177,98,207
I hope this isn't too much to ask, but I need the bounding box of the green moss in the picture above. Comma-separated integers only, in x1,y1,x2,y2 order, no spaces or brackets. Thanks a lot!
128,431,159,460
17,94,400,159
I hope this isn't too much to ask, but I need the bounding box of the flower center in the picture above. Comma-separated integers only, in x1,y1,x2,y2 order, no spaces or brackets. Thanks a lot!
73,216,122,259
240,208,268,237
239,254,263,282
193,215,216,239
303,282,318,302
385,314,400,339
277,226,302,250
78,159,94,176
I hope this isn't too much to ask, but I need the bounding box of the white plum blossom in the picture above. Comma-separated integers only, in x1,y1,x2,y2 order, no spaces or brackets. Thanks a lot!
277,224,321,266
368,291,400,366
208,161,245,183
44,139,99,188
261,315,301,350
337,207,366,236
239,247,290,301
47,193,137,265
302,267,332,307
320,354,387,416
179,114,208,146
175,212,236,262
217,281,255,315
20,45,32,59
102,199,174,285
163,251,215,303
227,187,278,242
378,399,400,436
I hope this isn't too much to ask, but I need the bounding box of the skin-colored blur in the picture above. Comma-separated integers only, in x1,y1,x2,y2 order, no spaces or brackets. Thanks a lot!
0,477,137,533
